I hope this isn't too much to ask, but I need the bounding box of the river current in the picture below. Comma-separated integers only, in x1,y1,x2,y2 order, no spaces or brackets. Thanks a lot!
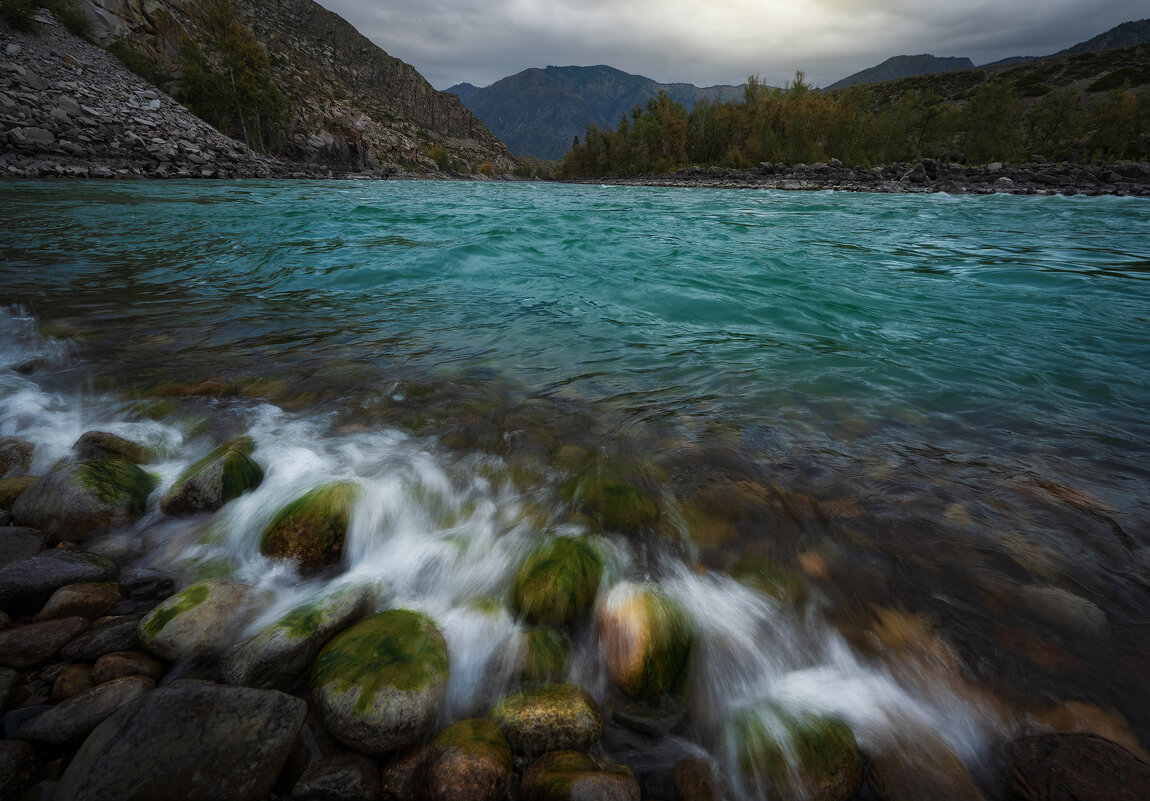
2,179,1149,795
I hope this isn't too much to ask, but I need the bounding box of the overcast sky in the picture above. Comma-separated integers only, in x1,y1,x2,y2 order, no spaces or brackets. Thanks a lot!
317,0,1147,91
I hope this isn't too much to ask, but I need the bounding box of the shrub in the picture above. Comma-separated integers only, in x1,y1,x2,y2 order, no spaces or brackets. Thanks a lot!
428,144,450,171
44,0,90,37
479,162,493,177
0,0,37,30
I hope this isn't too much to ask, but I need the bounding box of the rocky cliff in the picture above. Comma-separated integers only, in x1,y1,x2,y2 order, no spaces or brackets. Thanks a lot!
80,0,513,174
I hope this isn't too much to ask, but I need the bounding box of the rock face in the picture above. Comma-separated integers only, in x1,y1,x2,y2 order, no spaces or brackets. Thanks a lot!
11,459,156,538
1009,733,1150,801
311,609,449,753
160,436,263,516
260,482,359,573
491,683,604,760
138,579,256,661
55,683,307,801
597,581,693,701
512,537,603,628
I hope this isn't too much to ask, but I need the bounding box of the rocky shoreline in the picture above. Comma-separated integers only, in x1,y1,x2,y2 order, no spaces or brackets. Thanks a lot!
4,421,1150,799
564,157,1150,196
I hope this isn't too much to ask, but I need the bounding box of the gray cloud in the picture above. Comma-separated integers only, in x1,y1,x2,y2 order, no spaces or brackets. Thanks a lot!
318,0,1147,89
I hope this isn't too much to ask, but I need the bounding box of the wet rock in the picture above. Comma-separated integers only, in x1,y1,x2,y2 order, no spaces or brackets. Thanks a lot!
419,718,513,801
291,751,381,801
260,482,359,572
11,459,157,538
60,615,140,662
0,666,17,709
561,475,659,531
1009,733,1150,801
138,579,256,661
312,609,448,753
91,650,164,685
612,695,686,737
0,526,46,570
0,616,88,669
512,537,603,628
727,704,863,801
0,549,118,613
380,745,432,801
674,756,729,801
0,437,34,478
72,431,157,464
597,581,693,701
0,739,37,801
160,436,263,516
864,728,985,801
492,627,569,687
491,682,603,761
0,475,37,510
520,750,640,801
56,683,307,801
120,567,176,601
34,581,122,621
222,584,375,690
1019,585,1107,636
20,675,154,744
52,662,94,700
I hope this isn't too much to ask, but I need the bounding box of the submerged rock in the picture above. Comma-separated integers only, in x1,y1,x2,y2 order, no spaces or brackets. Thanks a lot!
420,718,514,801
520,750,640,801
222,584,375,690
1009,733,1150,801
512,537,603,628
260,482,359,572
160,436,263,516
138,580,256,661
491,682,604,760
72,431,158,465
597,581,693,701
727,703,863,801
562,475,659,531
311,609,449,753
55,683,306,801
12,459,157,538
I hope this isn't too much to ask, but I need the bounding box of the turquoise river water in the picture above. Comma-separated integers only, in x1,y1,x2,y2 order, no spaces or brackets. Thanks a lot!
2,179,1149,797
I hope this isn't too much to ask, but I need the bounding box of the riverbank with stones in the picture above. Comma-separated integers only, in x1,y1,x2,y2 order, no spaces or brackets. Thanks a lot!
564,157,1150,197
3,423,1150,800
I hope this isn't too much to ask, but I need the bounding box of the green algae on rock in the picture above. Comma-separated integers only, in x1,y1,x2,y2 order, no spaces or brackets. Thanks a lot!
561,475,659,532
420,718,514,801
491,682,603,760
260,481,359,573
138,579,256,661
520,749,640,801
72,431,158,465
311,609,448,753
161,436,263,516
512,537,603,628
727,703,863,801
12,459,157,537
597,581,694,701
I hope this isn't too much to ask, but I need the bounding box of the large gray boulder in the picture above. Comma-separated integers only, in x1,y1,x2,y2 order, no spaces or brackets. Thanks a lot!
56,683,307,801
160,437,263,516
12,459,157,538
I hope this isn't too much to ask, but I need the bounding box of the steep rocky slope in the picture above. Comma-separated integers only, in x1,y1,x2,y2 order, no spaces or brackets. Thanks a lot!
81,0,513,174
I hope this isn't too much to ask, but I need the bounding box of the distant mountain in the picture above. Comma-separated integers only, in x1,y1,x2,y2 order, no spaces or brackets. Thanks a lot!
825,55,974,90
981,56,1035,67
1056,19,1150,55
448,65,744,160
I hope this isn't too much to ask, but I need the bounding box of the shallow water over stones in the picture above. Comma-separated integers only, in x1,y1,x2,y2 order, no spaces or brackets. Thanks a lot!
1,180,1150,798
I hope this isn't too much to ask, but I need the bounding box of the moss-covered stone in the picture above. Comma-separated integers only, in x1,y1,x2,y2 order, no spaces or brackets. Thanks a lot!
520,628,569,685
512,537,603,628
161,436,263,516
730,557,807,606
260,482,358,573
597,581,694,701
138,580,255,661
72,431,158,465
561,476,658,532
0,475,37,510
727,703,863,801
491,683,603,760
0,437,34,479
420,719,514,801
12,459,157,537
311,609,448,753
520,750,640,801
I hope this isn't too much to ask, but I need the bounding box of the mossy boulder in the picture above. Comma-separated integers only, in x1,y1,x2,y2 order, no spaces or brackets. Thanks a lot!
221,585,375,690
311,609,448,754
597,581,694,701
512,538,603,628
12,460,157,538
0,476,37,510
491,683,603,760
260,482,358,573
0,437,34,478
161,437,263,516
515,628,570,685
419,718,514,801
520,750,640,801
72,431,158,465
138,580,257,662
561,475,658,532
726,703,862,801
